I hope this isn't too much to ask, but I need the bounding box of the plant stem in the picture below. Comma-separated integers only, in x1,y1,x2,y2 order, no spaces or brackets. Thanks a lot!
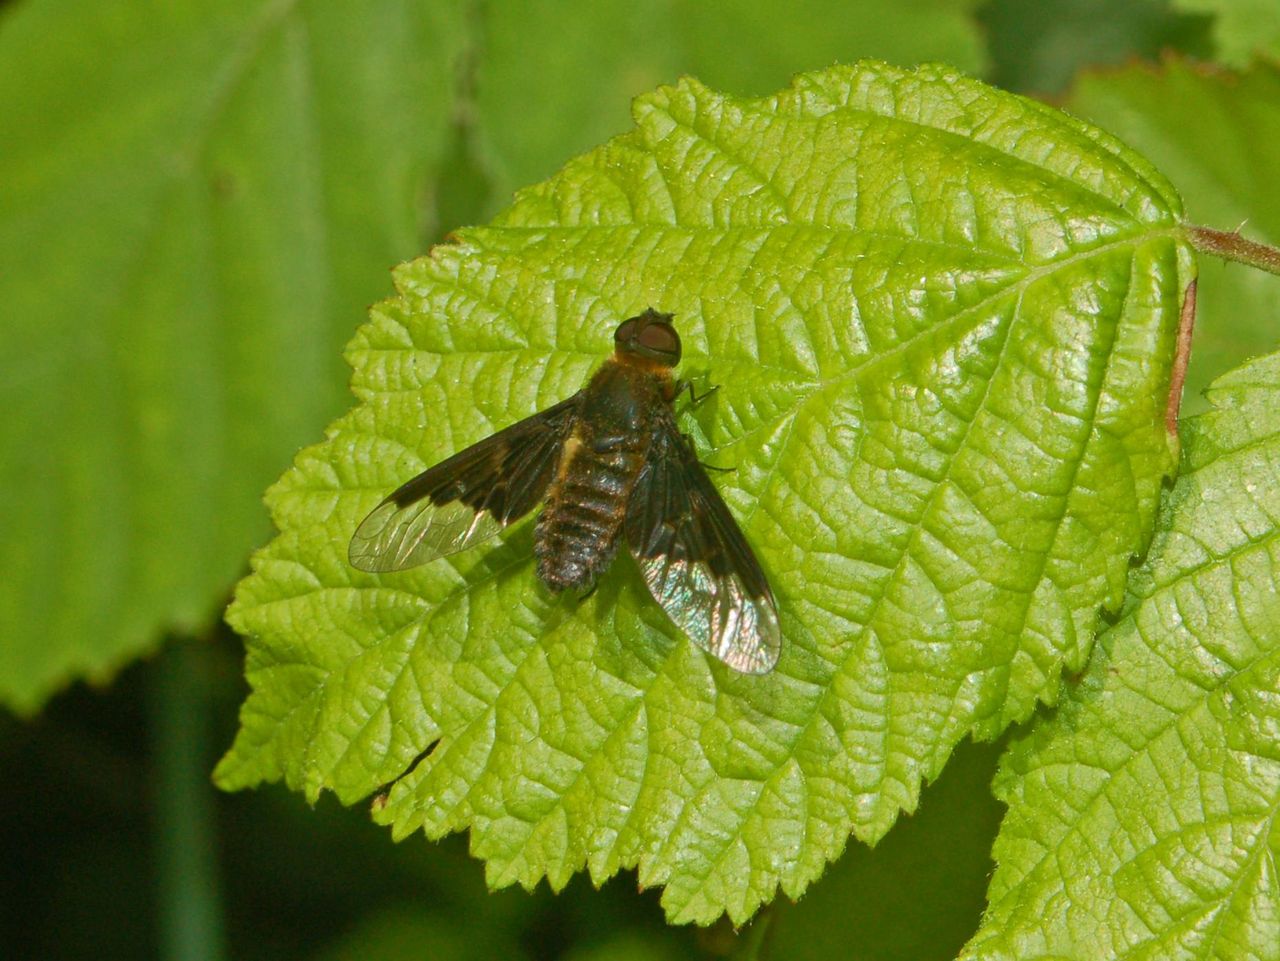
152,638,227,961
1166,280,1197,437
1184,224,1280,275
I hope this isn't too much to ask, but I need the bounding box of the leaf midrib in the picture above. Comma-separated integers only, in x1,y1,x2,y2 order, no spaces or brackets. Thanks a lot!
481,220,1096,264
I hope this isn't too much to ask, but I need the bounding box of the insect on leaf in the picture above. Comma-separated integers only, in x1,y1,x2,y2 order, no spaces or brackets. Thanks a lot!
218,61,1193,924
348,311,781,673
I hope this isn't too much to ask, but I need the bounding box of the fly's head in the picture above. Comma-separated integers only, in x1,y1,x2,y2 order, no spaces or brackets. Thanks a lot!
614,309,681,369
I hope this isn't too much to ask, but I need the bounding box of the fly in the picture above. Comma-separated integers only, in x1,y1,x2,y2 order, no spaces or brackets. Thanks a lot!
348,309,780,673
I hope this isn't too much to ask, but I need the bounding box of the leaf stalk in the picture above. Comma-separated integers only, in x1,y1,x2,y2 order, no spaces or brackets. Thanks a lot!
1184,224,1280,276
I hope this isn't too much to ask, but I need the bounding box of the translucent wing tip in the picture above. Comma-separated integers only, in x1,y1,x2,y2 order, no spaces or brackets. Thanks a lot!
348,499,408,572
348,497,504,574
635,553,782,674
716,597,781,674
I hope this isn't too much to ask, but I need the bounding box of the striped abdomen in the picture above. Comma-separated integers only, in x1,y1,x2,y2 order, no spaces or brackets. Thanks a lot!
534,431,647,591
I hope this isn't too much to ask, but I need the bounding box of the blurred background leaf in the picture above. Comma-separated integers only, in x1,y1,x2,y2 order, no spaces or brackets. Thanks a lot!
313,905,529,961
0,0,468,713
470,0,987,207
981,0,1211,94
1173,0,1280,65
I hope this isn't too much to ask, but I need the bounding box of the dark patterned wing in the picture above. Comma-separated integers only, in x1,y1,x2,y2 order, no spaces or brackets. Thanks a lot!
625,418,780,673
349,394,582,572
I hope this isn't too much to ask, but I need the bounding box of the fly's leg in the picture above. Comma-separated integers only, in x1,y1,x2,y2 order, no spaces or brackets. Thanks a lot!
675,381,733,472
675,379,720,410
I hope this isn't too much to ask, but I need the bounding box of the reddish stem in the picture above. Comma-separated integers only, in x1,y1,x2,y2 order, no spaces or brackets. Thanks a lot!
1185,224,1280,275
1166,279,1197,436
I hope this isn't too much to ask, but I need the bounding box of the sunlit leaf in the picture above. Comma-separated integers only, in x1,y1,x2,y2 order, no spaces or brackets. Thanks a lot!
966,350,1280,960
218,61,1191,923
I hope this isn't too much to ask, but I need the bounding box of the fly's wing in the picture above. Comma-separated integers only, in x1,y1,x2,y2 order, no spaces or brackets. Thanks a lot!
349,394,581,572
625,418,780,673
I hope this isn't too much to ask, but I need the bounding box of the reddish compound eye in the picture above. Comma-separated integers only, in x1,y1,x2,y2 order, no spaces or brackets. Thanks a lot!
614,318,637,343
638,321,680,359
613,310,681,366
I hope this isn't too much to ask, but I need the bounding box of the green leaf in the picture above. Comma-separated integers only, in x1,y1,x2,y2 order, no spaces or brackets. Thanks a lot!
1070,60,1280,415
1173,0,1280,64
218,61,1192,924
0,0,466,712
965,350,1280,961
472,0,987,211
